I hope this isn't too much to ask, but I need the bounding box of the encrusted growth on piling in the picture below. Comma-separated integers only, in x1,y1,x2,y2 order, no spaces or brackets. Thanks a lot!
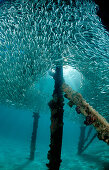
47,66,64,170
62,82,109,145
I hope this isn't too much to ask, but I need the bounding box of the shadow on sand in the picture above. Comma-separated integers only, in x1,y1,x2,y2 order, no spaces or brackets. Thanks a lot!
13,160,32,170
79,153,109,170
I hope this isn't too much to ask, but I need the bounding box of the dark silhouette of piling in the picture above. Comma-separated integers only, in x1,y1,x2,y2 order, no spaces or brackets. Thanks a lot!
29,112,40,160
78,126,97,155
47,66,64,170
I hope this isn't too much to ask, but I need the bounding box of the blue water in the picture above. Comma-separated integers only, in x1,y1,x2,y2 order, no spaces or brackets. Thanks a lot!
0,0,109,169
0,104,109,170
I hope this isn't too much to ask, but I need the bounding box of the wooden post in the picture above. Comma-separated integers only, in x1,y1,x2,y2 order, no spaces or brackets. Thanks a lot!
78,126,86,155
29,112,40,160
62,82,109,145
78,126,97,154
47,66,64,170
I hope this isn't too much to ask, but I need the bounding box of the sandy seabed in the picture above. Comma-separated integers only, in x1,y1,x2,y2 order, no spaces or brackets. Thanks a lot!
0,136,109,170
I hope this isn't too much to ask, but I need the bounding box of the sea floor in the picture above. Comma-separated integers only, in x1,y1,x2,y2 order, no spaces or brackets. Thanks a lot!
0,136,109,170
0,106,109,170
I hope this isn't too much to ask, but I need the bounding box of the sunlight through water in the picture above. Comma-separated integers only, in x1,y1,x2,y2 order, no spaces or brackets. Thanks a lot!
0,0,108,120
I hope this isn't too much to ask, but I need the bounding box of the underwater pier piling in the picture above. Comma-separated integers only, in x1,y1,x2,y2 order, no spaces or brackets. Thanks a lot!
78,126,97,154
78,126,86,155
47,66,64,170
29,111,40,160
62,82,109,145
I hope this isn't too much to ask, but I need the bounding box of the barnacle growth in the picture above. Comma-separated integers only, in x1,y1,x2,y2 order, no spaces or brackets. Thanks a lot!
62,82,109,145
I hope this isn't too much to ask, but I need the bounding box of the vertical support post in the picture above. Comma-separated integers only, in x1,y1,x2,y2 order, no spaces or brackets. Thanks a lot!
29,112,40,160
78,126,86,155
78,126,97,155
47,65,64,170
